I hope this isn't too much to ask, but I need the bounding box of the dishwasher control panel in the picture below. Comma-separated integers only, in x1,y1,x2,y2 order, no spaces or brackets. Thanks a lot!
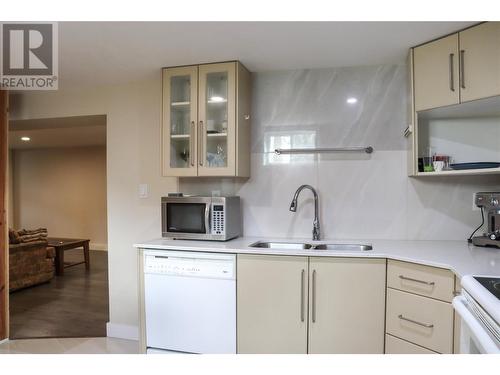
144,253,235,279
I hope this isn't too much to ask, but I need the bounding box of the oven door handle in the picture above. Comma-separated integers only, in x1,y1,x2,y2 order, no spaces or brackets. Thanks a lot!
452,295,500,354
204,203,211,234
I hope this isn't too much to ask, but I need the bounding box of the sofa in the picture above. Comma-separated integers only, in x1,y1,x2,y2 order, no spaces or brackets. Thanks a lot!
9,241,56,292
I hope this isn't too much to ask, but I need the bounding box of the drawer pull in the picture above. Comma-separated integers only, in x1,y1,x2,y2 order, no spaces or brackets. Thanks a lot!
398,314,434,328
399,275,435,286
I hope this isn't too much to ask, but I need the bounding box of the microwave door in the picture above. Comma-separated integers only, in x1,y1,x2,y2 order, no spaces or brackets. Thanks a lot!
166,202,209,234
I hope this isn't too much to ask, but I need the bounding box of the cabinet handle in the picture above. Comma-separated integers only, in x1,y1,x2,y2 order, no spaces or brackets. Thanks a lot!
449,53,455,92
198,120,204,166
300,269,305,322
190,121,195,167
204,203,210,234
460,50,465,89
399,275,435,286
398,314,434,328
312,269,317,323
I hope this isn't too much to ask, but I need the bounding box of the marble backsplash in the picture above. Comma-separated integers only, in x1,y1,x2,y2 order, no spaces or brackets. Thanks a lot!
180,65,500,241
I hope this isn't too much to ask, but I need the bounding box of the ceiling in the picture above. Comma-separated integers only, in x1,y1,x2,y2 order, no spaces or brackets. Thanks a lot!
56,21,476,90
9,115,106,149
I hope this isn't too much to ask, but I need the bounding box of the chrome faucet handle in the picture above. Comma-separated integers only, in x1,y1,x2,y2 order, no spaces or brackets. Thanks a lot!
313,224,321,241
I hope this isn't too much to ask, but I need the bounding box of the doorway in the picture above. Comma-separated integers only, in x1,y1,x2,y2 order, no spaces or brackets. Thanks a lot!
7,114,109,339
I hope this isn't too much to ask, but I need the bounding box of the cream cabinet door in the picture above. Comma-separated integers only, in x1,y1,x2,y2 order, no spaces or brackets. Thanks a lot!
237,255,308,354
459,22,500,102
162,66,198,176
308,257,386,354
386,288,454,354
413,34,460,111
198,62,237,177
385,334,437,354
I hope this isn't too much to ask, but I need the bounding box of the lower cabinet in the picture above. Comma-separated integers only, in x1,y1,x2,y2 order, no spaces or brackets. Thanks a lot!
308,257,386,353
385,334,437,354
236,254,386,354
385,260,456,354
237,255,308,354
386,288,454,353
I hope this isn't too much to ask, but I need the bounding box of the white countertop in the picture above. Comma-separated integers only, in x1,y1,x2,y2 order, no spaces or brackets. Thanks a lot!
134,237,500,278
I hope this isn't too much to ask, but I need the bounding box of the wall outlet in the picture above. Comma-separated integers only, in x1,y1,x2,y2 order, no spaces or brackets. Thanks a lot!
139,184,149,199
472,192,480,211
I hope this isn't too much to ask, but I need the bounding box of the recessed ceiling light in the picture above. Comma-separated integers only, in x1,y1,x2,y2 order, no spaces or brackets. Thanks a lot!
346,97,358,104
21,136,31,142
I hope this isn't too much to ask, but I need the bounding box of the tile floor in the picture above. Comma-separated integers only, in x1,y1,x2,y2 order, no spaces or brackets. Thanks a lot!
0,337,140,354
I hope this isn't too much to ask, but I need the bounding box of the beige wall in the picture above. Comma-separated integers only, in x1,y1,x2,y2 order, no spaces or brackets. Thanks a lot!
9,78,178,339
12,146,108,250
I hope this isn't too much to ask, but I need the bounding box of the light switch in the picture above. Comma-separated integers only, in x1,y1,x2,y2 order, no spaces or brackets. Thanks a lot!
139,184,149,199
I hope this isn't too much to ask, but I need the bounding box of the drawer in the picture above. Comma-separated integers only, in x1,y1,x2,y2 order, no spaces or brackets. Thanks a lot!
387,260,454,302
385,334,437,354
386,288,454,353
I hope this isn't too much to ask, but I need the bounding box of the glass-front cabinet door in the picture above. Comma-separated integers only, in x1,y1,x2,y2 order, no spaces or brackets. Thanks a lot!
198,62,236,176
162,66,198,176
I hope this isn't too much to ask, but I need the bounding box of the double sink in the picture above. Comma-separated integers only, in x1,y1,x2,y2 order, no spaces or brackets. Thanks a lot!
249,241,372,251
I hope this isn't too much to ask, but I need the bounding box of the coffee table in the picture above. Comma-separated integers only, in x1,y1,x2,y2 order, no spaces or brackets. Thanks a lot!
47,237,90,276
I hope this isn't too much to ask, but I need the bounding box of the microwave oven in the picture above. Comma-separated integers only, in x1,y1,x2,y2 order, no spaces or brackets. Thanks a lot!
161,196,242,241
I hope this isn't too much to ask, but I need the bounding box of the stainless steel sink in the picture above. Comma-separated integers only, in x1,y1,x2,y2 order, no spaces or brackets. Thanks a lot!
248,241,372,251
313,243,373,251
248,241,312,250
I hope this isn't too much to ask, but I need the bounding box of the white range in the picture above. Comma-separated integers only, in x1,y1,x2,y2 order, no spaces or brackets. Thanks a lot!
453,275,500,353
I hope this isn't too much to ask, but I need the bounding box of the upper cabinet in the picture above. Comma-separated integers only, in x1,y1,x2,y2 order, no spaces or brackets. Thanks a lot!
414,34,460,111
408,22,500,177
163,66,199,176
162,61,251,177
459,22,500,102
413,23,500,111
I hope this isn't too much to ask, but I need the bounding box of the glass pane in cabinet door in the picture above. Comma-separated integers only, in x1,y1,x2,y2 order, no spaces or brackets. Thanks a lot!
205,71,228,168
170,75,191,168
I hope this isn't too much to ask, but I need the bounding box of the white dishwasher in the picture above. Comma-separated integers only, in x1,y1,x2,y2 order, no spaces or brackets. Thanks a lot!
143,249,236,354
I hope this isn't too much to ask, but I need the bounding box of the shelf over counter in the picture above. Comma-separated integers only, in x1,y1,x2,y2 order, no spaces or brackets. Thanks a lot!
413,95,500,177
414,167,500,177
418,95,500,121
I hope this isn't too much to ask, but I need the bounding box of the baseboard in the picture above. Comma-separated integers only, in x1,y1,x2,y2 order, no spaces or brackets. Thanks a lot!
90,243,108,251
106,322,139,341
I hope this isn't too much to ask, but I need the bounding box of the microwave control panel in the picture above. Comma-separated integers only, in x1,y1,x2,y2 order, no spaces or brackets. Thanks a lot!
211,205,225,235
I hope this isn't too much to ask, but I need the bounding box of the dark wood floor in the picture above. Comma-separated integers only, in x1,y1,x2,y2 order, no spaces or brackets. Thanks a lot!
9,250,109,339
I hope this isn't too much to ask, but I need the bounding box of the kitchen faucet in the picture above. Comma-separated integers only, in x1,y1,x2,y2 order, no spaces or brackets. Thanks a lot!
289,185,321,241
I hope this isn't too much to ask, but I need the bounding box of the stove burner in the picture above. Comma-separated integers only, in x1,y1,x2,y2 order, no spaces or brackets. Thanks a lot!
493,281,500,291
474,277,500,300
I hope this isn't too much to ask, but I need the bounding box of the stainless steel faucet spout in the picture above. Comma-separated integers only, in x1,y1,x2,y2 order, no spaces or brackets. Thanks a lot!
289,185,321,241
